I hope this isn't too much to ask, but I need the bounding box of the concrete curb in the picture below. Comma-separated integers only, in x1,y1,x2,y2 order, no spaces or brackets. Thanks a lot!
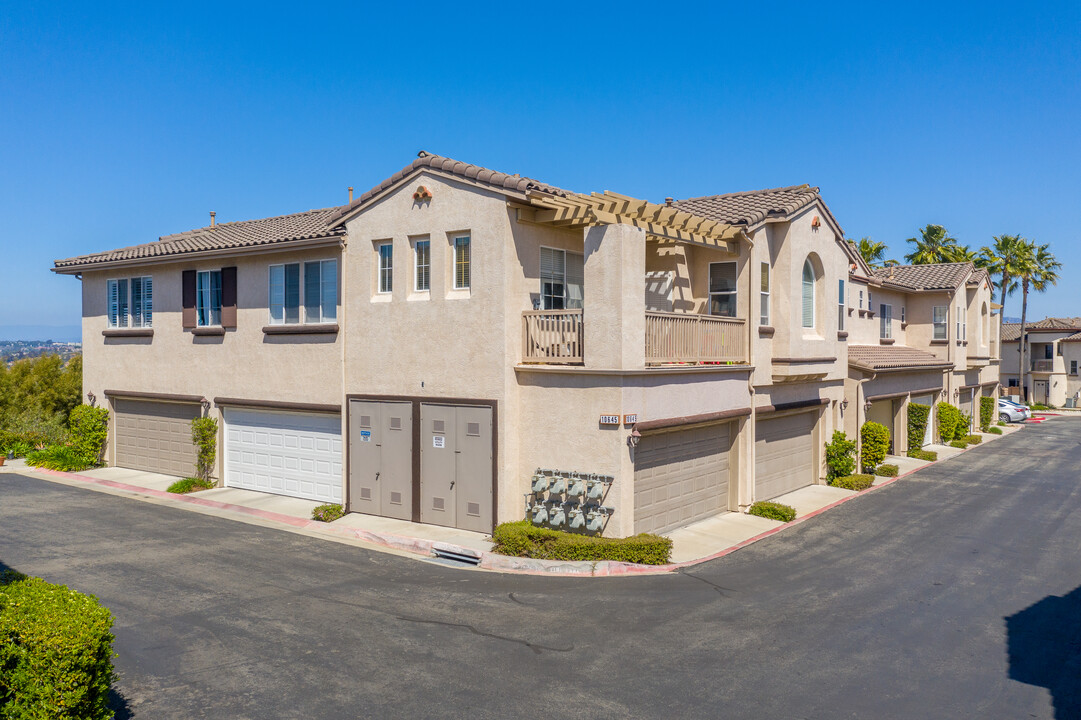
19,422,1032,578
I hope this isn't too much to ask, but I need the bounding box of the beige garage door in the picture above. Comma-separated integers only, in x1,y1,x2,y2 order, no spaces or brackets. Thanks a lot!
114,399,200,476
910,394,936,447
633,423,731,535
755,411,816,501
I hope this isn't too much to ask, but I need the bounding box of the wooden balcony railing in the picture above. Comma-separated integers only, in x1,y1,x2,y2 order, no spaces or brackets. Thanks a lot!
645,312,746,365
522,309,583,364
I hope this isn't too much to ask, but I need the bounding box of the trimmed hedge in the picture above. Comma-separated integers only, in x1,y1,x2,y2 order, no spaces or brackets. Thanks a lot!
830,474,874,491
312,503,345,523
965,434,982,445
860,421,890,472
0,574,117,720
876,464,899,477
979,396,994,432
166,477,215,494
68,405,109,466
950,439,968,449
491,521,673,565
748,501,797,523
937,402,963,443
908,449,938,462
824,431,856,481
987,427,1003,435
907,402,931,452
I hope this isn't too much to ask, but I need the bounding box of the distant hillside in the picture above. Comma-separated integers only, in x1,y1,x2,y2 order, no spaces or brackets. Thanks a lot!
0,325,82,343
1002,317,1021,324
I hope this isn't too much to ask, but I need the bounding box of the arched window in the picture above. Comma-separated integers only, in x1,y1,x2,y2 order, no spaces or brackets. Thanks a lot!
802,259,815,328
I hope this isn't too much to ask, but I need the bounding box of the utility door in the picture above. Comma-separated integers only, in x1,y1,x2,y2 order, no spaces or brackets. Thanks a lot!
348,400,413,520
420,403,493,532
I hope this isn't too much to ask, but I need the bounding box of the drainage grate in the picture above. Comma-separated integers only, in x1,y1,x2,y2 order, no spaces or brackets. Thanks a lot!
432,546,481,566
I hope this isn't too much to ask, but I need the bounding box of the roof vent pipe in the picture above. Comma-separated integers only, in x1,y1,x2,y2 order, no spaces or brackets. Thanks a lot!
209,211,216,229
348,186,353,203
665,197,674,207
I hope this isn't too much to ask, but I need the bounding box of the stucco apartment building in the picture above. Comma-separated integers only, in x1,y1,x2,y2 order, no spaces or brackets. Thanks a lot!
1000,318,1081,406
841,254,1000,452
53,152,994,538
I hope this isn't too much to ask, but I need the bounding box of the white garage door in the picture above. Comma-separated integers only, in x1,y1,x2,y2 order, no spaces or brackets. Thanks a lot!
633,423,731,535
224,408,342,503
755,411,816,501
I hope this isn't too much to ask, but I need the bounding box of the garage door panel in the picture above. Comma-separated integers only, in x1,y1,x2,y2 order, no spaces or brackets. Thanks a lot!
755,412,816,501
114,399,199,476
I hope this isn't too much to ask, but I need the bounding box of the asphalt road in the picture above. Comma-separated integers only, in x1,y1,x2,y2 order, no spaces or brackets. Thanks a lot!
2,419,1081,719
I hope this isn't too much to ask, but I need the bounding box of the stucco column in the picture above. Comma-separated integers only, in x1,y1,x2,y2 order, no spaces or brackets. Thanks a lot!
583,224,646,369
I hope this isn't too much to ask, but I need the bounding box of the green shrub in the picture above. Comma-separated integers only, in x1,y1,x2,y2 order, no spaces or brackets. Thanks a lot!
747,501,797,523
997,420,1007,427
950,439,968,449
830,473,875,491
860,421,890,472
979,396,994,431
491,521,673,565
937,402,963,442
907,448,938,462
24,445,93,472
191,416,218,484
987,426,1003,435
824,431,857,481
1031,403,1052,410
68,405,109,466
876,463,899,477
0,409,70,448
312,503,345,522
960,413,973,435
907,402,931,451
0,575,117,720
0,438,34,458
166,477,215,494
965,434,982,445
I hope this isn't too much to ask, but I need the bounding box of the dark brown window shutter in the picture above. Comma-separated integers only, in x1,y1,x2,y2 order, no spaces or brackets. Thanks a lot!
182,270,197,329
221,266,238,328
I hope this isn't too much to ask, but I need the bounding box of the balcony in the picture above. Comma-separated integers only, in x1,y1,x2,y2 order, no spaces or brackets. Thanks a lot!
1032,358,1065,374
521,309,747,366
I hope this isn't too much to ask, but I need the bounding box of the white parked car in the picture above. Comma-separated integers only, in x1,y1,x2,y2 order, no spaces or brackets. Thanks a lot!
998,399,1030,423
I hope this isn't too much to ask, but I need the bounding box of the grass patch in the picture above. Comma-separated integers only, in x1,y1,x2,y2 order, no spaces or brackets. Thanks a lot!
748,500,797,523
166,477,215,494
965,434,982,445
949,439,969,449
491,521,672,565
875,464,899,477
997,421,1008,426
830,474,875,491
312,503,345,523
987,426,1003,435
907,449,938,462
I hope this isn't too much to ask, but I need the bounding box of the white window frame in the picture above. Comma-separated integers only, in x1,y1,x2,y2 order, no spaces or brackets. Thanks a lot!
268,259,336,325
801,259,815,329
837,279,845,332
957,304,966,341
933,306,947,340
414,240,431,292
858,289,864,309
540,246,584,310
901,306,906,324
453,234,471,290
760,262,770,325
880,303,893,339
708,261,738,318
378,243,393,294
196,270,222,327
107,276,152,329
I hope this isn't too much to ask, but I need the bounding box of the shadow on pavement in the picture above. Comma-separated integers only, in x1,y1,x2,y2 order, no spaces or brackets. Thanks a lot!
1007,584,1081,719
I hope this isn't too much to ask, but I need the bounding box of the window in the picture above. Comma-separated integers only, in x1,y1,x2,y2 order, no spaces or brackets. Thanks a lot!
454,235,471,290
709,262,737,317
107,277,154,329
540,247,583,310
196,270,222,327
880,304,892,339
837,279,845,332
414,240,430,292
1045,344,1054,360
901,306,906,324
1056,343,1063,357
378,243,393,293
760,262,770,325
1071,360,1077,376
933,306,947,340
858,290,864,309
957,305,966,340
801,259,815,328
269,260,335,324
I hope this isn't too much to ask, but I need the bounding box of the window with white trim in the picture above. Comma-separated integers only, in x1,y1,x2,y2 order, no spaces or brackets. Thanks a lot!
414,240,430,292
880,304,892,339
760,262,770,325
269,260,336,324
901,306,906,324
378,243,393,294
107,277,152,328
838,279,845,332
957,304,966,340
859,289,864,309
196,270,222,327
540,247,583,310
801,259,815,328
709,262,737,317
933,306,947,340
453,235,471,289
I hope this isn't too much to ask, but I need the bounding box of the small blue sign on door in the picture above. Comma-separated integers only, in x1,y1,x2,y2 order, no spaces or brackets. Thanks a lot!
360,430,372,442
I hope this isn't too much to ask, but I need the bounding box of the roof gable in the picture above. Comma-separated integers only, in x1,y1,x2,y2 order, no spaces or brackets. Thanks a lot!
872,262,973,291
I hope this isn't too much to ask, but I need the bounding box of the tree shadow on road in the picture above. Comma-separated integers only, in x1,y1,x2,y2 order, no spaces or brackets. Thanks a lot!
1007,584,1081,719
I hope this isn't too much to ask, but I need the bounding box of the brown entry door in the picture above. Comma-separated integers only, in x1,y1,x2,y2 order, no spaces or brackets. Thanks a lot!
348,400,412,520
420,403,493,533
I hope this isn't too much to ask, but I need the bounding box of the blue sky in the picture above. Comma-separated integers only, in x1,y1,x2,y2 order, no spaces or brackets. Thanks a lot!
2,2,1079,337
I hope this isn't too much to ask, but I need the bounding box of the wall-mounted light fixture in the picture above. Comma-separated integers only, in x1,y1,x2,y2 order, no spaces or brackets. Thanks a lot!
626,428,641,449
201,398,211,415
863,400,873,412
840,398,849,411
86,391,96,406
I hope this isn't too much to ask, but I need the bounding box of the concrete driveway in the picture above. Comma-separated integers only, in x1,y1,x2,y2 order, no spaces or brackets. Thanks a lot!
2,419,1080,719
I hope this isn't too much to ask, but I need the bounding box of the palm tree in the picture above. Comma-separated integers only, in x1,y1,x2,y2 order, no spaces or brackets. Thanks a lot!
855,237,889,268
941,244,978,263
904,224,958,264
978,234,1024,316
1017,241,1062,401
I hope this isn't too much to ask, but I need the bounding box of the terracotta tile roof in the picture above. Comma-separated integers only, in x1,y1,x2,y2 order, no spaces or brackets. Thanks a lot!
54,206,345,271
848,344,954,372
1060,331,1081,343
671,185,830,231
967,268,990,287
1001,323,1022,342
324,151,572,226
1001,317,1081,342
872,262,973,291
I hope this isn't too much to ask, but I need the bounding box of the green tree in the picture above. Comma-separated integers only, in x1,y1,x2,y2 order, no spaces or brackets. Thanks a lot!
941,243,978,263
978,234,1024,317
904,224,959,264
1017,242,1062,400
855,238,890,268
